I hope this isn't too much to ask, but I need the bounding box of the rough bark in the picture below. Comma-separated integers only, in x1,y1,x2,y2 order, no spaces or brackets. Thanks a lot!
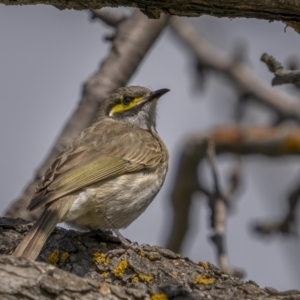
5,10,169,221
1,0,300,22
1,217,299,300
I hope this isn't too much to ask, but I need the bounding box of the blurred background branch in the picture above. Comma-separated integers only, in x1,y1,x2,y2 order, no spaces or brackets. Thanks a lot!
170,17,300,122
167,126,300,273
261,53,300,86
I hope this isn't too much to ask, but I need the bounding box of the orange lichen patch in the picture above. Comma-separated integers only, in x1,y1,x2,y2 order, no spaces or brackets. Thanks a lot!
48,250,59,266
138,251,146,257
131,276,139,283
199,261,209,270
101,272,109,278
151,293,169,300
283,136,300,153
138,274,153,283
194,275,215,285
93,252,110,266
60,252,69,261
113,260,129,278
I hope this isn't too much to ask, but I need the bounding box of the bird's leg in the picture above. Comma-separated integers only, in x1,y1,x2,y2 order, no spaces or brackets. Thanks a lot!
102,214,135,248
100,214,140,257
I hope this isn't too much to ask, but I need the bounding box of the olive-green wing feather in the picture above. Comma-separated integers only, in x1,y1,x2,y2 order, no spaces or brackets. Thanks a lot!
28,155,139,210
28,121,166,211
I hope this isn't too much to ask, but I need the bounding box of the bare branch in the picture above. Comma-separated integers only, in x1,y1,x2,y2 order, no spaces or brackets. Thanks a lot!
167,126,300,255
206,141,244,277
170,17,300,121
261,53,300,86
254,178,300,236
5,11,170,221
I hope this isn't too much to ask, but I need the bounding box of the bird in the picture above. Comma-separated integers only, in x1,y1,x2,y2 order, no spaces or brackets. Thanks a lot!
13,86,170,261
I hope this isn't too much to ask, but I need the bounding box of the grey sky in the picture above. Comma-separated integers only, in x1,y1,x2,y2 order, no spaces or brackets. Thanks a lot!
1,5,300,290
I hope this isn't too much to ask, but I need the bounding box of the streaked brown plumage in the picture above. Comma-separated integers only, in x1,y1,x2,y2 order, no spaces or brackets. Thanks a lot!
13,86,170,260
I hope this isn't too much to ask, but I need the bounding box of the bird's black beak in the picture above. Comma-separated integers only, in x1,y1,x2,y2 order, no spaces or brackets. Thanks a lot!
148,88,170,101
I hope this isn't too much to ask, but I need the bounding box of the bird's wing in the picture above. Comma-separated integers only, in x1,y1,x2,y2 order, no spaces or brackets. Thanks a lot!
28,124,164,211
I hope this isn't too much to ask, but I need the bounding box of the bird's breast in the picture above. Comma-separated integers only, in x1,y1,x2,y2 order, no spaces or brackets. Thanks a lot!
64,165,168,230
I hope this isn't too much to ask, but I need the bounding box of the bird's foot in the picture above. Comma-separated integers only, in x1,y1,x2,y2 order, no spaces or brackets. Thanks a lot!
105,228,141,257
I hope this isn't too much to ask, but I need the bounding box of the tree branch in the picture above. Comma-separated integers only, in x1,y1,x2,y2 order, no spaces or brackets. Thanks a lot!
1,217,299,299
5,10,170,221
167,126,300,254
1,0,300,23
170,17,300,122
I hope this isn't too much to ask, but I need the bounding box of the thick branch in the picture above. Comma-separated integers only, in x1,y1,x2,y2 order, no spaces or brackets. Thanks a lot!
1,217,299,299
1,0,300,22
167,126,300,253
170,17,300,121
5,10,169,221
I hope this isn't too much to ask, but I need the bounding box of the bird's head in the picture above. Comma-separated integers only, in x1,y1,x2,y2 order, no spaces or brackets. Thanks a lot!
99,86,170,130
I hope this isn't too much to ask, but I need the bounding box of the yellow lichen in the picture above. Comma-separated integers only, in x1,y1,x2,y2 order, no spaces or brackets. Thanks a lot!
151,293,169,300
93,252,110,266
172,272,178,278
194,275,215,285
113,260,129,278
60,252,69,261
177,254,181,258
138,274,153,283
199,261,209,270
100,242,107,247
48,250,59,266
101,272,109,278
148,255,157,261
138,251,146,257
131,276,139,283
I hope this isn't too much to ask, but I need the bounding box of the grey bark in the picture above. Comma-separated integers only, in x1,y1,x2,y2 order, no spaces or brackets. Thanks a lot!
1,0,300,22
1,217,299,300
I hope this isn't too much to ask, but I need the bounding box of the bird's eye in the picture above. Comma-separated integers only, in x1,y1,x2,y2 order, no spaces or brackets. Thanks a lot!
123,97,132,105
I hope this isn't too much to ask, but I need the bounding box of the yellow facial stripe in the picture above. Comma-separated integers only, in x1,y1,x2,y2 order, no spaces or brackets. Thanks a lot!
110,97,143,115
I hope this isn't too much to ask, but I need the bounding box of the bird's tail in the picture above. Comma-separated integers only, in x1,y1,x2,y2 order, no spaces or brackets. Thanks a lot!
13,198,73,261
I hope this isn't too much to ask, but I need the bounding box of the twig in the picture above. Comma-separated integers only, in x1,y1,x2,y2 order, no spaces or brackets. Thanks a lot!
261,53,300,86
5,10,170,221
206,140,244,277
254,178,300,236
224,157,242,200
170,17,300,121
